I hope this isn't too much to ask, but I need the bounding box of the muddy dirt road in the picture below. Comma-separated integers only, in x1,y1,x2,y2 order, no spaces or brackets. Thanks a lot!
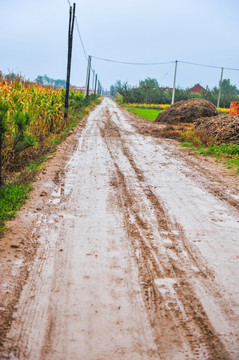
1,98,239,359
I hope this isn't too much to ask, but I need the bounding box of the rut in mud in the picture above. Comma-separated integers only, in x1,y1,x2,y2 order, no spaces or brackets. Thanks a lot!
1,98,239,360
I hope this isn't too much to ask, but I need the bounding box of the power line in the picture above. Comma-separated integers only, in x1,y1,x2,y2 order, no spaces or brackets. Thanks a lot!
91,56,174,66
65,0,88,60
64,0,239,91
158,63,175,84
75,18,88,60
178,60,239,72
178,60,222,69
91,56,239,71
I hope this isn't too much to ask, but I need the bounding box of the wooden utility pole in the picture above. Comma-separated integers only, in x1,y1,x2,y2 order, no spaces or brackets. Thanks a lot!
171,60,178,105
94,74,98,95
217,67,224,110
84,56,91,97
64,3,76,120
92,70,95,95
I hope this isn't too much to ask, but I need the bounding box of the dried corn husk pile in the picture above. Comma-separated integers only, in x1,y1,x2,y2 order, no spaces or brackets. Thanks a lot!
195,115,239,144
155,99,217,124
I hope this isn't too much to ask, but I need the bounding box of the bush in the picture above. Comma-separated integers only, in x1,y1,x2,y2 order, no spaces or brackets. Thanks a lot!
116,81,239,108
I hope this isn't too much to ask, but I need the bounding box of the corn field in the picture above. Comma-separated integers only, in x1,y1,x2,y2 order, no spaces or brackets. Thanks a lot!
0,77,98,184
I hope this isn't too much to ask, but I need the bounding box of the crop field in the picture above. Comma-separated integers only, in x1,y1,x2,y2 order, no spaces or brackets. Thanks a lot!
123,102,230,123
124,106,161,121
0,78,100,174
0,77,100,234
123,103,170,121
123,103,171,110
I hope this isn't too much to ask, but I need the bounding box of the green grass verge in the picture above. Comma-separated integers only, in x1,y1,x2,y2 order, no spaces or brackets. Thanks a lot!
0,183,30,221
180,142,239,173
125,107,161,122
0,183,31,237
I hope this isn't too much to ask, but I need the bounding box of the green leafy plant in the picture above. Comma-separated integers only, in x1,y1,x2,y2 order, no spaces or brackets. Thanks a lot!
0,103,9,186
12,110,38,152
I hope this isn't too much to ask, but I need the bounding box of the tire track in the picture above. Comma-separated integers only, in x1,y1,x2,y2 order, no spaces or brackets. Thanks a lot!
99,107,232,359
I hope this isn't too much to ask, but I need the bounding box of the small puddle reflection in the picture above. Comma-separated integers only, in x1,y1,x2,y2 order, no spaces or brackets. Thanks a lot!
49,183,65,205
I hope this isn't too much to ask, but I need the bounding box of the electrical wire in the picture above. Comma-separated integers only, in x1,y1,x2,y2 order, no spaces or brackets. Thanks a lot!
75,18,88,60
224,67,239,71
178,60,222,69
64,0,239,87
178,60,239,72
158,63,175,84
91,57,239,71
65,0,88,60
91,56,174,66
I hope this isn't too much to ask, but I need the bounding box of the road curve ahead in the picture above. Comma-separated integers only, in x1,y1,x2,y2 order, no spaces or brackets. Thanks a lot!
4,98,239,359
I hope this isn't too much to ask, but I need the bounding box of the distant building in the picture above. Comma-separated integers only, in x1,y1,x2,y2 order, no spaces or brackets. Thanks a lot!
189,84,206,94
71,86,95,94
71,86,85,92
163,87,173,92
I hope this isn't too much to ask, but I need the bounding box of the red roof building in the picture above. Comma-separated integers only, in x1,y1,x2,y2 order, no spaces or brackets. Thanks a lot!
189,84,206,93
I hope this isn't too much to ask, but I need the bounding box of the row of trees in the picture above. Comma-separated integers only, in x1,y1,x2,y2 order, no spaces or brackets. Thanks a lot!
35,74,66,88
0,72,67,89
111,78,239,107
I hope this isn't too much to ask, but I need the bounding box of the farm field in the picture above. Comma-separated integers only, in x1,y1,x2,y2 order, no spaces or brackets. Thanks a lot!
124,106,161,121
0,78,100,235
123,103,230,123
122,103,170,122
1,98,239,359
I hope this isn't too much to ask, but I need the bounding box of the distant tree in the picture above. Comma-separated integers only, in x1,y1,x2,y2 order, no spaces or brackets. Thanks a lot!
54,79,66,88
115,81,130,99
35,75,66,88
220,79,239,95
35,75,44,84
5,73,17,82
114,80,123,90
139,78,159,89
110,85,116,96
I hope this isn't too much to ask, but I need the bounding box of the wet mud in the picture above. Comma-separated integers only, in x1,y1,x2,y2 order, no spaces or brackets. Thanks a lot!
1,98,239,359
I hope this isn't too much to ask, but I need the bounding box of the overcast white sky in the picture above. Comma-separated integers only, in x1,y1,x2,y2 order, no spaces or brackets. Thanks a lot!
1,0,239,90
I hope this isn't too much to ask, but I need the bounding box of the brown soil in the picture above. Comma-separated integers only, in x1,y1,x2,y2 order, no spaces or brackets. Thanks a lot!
0,117,88,357
195,114,239,144
155,98,217,124
0,99,239,360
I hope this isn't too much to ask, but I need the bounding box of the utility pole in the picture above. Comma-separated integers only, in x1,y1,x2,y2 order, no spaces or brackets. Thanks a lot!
64,3,76,120
91,70,95,95
171,60,178,105
94,74,98,94
217,67,224,110
84,55,91,97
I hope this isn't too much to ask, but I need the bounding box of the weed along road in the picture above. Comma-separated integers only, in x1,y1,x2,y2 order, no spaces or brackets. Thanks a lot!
1,98,239,360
